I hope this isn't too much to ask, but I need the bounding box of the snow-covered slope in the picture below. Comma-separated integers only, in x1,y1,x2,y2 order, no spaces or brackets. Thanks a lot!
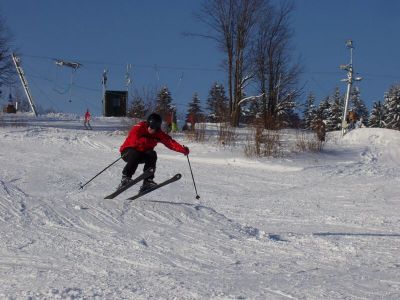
0,116,399,299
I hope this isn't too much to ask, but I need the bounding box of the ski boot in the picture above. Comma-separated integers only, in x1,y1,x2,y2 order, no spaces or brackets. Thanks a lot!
139,178,157,193
117,175,133,190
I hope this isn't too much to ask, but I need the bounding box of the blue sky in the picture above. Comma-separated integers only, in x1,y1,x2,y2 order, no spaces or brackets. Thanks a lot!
1,0,400,117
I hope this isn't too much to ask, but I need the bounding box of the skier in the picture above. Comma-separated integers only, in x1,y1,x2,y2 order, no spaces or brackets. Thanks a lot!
118,113,189,192
84,109,92,130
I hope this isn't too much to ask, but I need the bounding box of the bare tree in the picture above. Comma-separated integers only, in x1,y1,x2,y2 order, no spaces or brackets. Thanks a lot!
196,0,235,115
197,0,263,127
251,1,301,129
0,16,15,87
231,0,264,126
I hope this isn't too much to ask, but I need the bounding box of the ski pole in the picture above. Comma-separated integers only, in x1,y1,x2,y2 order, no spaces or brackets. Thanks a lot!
79,153,125,190
186,155,200,199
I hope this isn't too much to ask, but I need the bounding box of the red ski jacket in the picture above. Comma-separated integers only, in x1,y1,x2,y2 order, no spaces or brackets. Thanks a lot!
120,121,188,154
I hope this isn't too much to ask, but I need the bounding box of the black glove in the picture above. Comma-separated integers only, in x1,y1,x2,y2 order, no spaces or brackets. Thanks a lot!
183,146,190,156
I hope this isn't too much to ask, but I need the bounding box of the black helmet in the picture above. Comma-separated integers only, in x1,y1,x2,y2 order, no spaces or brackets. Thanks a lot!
147,113,162,130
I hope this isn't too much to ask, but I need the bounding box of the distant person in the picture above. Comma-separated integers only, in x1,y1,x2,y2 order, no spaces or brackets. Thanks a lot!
355,117,364,129
161,121,171,133
171,122,178,132
84,109,92,130
118,113,189,192
164,113,173,133
188,113,195,131
314,119,326,142
348,111,357,130
182,123,189,131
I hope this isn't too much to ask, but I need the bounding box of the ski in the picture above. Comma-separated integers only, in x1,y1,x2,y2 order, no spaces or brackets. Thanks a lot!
126,173,182,201
104,169,154,199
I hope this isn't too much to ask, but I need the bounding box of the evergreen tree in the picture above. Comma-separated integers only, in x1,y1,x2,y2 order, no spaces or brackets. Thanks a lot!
313,96,342,131
186,92,203,122
128,95,147,119
311,104,325,130
284,110,302,128
276,97,296,128
328,87,344,131
383,85,400,130
248,98,262,122
317,97,331,121
303,92,317,130
349,86,369,125
206,82,228,122
155,86,174,120
368,100,385,128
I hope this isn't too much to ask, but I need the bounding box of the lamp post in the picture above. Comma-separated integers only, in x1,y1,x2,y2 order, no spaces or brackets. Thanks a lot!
340,40,362,136
102,69,108,116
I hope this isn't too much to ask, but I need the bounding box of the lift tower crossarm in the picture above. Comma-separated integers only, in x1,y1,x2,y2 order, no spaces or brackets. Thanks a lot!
11,53,38,116
54,59,82,70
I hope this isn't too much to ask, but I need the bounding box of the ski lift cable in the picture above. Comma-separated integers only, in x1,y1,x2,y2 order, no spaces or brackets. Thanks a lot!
73,84,101,93
24,69,87,108
29,67,101,110
21,53,223,72
177,72,184,89
53,64,71,95
73,94,102,111
26,74,61,112
53,63,63,92
53,59,82,103
174,72,185,107
154,64,160,82
21,62,49,79
24,63,101,94
23,53,400,76
24,63,70,90
310,76,330,96
25,63,71,95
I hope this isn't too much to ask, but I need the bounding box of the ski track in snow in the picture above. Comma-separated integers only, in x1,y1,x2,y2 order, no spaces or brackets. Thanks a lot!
0,116,400,299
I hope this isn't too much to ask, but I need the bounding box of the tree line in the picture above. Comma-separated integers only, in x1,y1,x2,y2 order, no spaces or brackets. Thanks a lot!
128,79,400,132
2,1,400,132
128,82,229,129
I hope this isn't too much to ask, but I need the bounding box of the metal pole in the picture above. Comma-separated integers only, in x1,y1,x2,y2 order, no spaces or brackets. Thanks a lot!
102,69,107,116
69,69,74,103
340,40,362,136
79,154,125,190
11,53,38,116
341,68,353,136
186,155,200,199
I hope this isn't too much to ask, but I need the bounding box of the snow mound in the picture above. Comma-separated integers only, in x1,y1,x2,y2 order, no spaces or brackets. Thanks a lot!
120,199,265,240
343,127,400,147
342,128,400,168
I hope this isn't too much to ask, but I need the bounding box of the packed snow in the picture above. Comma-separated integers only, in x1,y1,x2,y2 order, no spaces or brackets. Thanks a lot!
0,113,399,299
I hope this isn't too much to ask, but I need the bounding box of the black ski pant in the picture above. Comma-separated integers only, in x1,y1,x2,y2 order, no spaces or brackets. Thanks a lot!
121,148,157,179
